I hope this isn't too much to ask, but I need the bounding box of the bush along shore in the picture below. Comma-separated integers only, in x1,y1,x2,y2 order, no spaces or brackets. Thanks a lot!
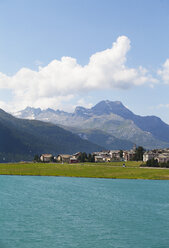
141,158,169,168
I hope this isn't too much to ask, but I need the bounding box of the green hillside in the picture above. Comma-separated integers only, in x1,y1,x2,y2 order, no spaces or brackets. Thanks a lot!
0,109,103,162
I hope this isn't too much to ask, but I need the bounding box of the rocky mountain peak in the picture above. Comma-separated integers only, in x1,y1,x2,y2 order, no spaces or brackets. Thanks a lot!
74,106,91,117
90,100,130,116
73,100,133,117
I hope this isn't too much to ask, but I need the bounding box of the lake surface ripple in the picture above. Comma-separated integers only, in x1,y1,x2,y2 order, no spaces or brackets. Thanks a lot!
0,176,169,248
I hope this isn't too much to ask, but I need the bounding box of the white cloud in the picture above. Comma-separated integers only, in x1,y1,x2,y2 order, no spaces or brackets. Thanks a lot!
158,59,169,83
75,98,93,109
0,36,156,111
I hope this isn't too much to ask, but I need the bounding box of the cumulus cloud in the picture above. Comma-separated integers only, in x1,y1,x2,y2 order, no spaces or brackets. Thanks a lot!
0,36,156,111
158,59,169,83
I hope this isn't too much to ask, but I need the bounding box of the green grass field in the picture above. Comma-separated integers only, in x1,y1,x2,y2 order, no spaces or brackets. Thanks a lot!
0,161,169,180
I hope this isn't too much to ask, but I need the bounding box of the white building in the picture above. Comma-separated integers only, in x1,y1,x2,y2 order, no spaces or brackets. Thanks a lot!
143,151,155,162
40,154,53,162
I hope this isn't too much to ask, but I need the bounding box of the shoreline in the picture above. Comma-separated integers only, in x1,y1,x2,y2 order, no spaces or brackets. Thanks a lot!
0,173,169,181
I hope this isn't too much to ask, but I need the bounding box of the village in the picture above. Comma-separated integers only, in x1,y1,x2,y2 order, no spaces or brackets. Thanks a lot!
38,145,169,164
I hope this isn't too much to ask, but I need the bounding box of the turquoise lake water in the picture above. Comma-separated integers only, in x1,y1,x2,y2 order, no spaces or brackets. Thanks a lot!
1,176,169,248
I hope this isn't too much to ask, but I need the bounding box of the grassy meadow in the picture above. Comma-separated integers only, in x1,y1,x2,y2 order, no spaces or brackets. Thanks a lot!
0,161,169,180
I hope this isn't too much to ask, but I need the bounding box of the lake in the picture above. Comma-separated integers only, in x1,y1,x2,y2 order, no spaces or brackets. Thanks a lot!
0,176,169,248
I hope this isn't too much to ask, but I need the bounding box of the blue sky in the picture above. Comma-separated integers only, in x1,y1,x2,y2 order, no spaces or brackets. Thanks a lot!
1,0,169,123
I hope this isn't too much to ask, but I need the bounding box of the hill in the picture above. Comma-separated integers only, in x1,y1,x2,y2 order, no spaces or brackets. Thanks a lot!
0,109,103,162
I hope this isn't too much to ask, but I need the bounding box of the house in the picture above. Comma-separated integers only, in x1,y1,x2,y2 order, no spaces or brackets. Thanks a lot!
109,150,121,161
155,153,169,163
123,150,135,161
40,154,53,162
69,157,79,163
57,154,71,163
95,156,106,163
72,152,82,159
143,149,169,163
143,151,155,162
92,151,110,157
123,145,137,161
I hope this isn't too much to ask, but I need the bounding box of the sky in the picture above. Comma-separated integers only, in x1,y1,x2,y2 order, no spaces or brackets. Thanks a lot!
1,0,169,123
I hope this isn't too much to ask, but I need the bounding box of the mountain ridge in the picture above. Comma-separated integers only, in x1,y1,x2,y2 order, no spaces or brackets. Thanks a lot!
13,100,169,149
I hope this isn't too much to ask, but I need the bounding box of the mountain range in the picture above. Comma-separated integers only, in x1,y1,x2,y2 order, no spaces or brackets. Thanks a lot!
13,100,169,150
0,109,102,162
